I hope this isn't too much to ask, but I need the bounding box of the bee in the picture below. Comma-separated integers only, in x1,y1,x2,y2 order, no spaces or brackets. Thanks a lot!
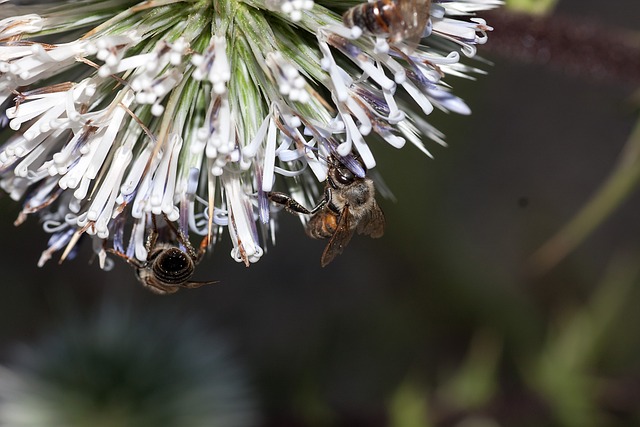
342,0,431,44
269,157,385,266
109,215,216,295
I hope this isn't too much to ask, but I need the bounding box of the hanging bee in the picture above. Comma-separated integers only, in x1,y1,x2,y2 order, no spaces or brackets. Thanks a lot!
109,215,216,294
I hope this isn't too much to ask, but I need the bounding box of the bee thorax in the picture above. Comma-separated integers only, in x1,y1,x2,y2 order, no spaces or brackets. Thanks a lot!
343,0,394,36
343,179,373,207
342,0,431,44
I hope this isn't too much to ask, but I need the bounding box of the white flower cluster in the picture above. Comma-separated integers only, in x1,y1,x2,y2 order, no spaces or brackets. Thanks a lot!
0,0,501,276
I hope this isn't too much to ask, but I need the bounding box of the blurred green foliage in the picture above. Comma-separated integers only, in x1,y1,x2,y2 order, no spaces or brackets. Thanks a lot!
504,0,559,15
0,303,258,427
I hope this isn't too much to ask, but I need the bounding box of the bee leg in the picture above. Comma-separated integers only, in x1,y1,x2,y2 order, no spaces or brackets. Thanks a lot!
107,248,145,269
195,235,209,264
146,214,160,253
161,213,199,260
309,187,331,215
268,192,313,215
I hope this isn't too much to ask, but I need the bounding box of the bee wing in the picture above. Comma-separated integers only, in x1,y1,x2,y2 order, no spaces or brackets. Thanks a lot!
393,0,431,43
320,206,355,267
356,200,385,238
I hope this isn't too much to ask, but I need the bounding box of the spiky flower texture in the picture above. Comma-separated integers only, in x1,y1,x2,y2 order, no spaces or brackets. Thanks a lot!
0,0,500,273
0,304,257,426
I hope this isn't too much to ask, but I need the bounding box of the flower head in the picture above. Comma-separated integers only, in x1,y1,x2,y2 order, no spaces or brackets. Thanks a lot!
0,303,257,426
0,0,501,272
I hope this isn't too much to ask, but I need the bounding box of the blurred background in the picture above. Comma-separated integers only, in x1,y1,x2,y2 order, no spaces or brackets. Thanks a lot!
1,0,640,426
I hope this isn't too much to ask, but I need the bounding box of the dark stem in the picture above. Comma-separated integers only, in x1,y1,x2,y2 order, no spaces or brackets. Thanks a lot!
481,9,640,85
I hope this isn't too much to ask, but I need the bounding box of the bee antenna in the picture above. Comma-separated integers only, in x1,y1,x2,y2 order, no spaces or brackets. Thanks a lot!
183,280,219,289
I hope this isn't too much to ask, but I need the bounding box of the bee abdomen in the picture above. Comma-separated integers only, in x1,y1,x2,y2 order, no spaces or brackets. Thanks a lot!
152,248,194,285
342,0,395,36
306,213,338,239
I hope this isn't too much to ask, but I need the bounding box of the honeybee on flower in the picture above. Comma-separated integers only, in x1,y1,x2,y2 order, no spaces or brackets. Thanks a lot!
0,0,500,285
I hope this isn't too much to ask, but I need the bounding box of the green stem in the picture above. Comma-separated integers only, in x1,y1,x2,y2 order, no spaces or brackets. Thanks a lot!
529,116,640,274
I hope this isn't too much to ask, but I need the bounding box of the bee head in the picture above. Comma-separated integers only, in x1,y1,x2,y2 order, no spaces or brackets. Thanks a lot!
327,152,367,187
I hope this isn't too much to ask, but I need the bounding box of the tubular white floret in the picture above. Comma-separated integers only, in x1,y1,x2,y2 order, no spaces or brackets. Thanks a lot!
95,34,140,76
264,0,314,22
223,175,263,265
1,40,90,87
0,14,43,39
38,227,74,267
116,39,189,116
261,111,278,192
192,36,230,94
194,91,238,177
265,52,310,103
439,0,504,14
129,133,184,222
